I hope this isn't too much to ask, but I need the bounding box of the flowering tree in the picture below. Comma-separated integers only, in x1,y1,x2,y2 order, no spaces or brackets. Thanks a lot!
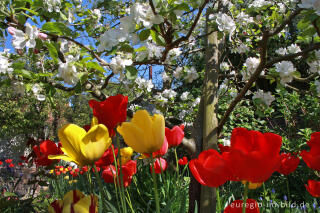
1,0,320,212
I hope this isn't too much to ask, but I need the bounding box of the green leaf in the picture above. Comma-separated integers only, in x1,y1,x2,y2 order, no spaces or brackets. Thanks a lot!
13,69,33,79
139,29,151,41
125,66,138,80
119,44,134,53
86,62,105,72
17,7,39,16
42,22,73,37
150,30,166,46
45,42,59,63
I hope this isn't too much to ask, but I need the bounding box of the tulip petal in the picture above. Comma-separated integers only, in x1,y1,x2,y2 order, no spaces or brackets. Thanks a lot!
151,114,165,151
81,124,111,163
73,195,98,213
63,190,85,205
48,154,81,166
58,124,86,163
118,123,150,153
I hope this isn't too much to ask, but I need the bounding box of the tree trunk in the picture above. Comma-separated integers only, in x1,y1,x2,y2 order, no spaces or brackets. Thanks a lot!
189,9,222,213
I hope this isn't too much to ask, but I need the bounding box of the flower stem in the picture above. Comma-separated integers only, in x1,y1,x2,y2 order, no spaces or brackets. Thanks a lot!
216,187,221,212
93,164,108,212
286,177,291,213
243,181,249,213
151,156,160,213
116,134,127,213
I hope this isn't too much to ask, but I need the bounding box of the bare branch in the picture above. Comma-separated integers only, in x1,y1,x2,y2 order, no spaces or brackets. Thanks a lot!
101,73,115,90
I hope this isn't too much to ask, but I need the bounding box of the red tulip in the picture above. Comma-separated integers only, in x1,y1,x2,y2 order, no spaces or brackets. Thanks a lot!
305,180,320,197
89,94,128,137
9,163,14,168
102,160,137,187
224,199,260,213
189,149,233,187
300,132,320,171
224,128,282,183
278,153,300,175
150,157,168,174
102,165,117,183
121,160,137,187
0,161,2,166
178,157,188,165
33,140,62,166
5,159,13,164
95,145,118,167
218,143,230,153
165,125,184,147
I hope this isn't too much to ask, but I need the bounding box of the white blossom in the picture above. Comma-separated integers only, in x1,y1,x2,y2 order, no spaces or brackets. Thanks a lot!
252,89,275,106
98,29,127,52
154,93,168,105
109,55,133,79
242,57,260,80
308,60,320,74
215,13,236,40
130,3,164,28
181,91,190,101
58,55,79,85
234,43,250,54
275,47,287,56
119,16,136,34
275,61,296,84
192,97,201,107
9,23,39,49
0,55,13,74
162,72,171,82
220,62,230,71
249,0,271,8
135,77,154,92
173,67,184,79
236,12,254,26
287,43,301,54
221,138,230,146
185,67,199,83
44,0,61,12
136,42,163,61
31,84,45,101
162,89,177,99
93,9,101,22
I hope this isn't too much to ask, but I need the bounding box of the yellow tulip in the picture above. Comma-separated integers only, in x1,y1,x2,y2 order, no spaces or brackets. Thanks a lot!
119,147,134,165
241,181,263,189
117,110,165,154
48,190,98,213
49,122,111,166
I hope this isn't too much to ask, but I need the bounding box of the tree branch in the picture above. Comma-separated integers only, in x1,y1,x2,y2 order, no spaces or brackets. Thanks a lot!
268,8,302,37
218,30,270,134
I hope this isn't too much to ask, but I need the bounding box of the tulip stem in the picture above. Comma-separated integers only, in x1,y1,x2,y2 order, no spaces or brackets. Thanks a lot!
286,177,291,213
110,146,122,211
243,181,249,213
116,134,128,213
93,164,108,212
151,156,161,213
216,187,221,212
174,148,179,175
